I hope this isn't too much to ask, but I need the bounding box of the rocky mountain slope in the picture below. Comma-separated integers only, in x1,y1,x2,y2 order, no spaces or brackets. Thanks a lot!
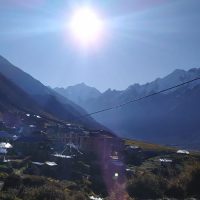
56,68,200,149
0,55,102,129
55,82,101,106
0,72,42,114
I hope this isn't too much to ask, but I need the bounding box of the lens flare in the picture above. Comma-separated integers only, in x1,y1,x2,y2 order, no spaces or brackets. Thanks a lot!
69,7,103,45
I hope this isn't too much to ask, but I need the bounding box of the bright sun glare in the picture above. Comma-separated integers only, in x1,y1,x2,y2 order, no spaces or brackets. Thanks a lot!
69,7,103,45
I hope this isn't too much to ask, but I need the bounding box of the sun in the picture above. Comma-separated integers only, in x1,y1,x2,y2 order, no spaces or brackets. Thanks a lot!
69,7,103,45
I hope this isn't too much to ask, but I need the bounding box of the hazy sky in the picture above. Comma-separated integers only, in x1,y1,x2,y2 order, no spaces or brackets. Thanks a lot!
0,0,200,92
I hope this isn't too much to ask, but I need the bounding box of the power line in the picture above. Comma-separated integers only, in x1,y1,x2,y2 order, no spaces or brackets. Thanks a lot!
79,76,200,118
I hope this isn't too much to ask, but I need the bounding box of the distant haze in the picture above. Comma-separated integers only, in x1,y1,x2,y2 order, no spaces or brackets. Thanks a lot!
0,0,200,91
54,68,200,149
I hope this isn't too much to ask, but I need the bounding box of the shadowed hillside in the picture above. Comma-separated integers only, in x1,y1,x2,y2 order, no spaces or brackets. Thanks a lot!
56,68,200,149
0,55,104,130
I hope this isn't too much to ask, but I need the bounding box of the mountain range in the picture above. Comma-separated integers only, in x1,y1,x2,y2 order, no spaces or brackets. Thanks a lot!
0,55,103,129
55,83,101,106
1,54,200,149
55,68,200,149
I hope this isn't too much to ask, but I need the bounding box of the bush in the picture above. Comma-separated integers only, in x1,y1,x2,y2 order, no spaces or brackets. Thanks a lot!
22,185,67,200
165,184,186,199
71,193,86,200
3,174,22,191
127,173,165,199
0,166,13,174
0,172,8,180
0,192,22,200
187,167,200,197
22,184,87,200
22,175,46,187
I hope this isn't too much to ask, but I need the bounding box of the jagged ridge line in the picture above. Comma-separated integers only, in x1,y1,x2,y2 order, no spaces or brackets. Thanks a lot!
79,77,200,118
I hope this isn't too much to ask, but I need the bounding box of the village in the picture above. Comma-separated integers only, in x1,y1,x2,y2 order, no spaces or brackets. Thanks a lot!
0,111,199,199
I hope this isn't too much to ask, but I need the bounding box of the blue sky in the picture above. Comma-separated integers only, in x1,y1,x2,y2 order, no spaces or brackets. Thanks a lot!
0,0,200,91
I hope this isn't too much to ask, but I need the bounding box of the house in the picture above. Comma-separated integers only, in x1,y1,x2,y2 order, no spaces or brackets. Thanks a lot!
0,142,13,149
125,144,141,152
159,158,172,163
177,150,190,155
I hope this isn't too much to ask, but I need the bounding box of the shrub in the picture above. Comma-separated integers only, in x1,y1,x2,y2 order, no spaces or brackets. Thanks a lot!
187,167,200,197
0,166,13,174
0,172,8,180
22,175,46,187
71,193,86,200
127,173,165,199
22,185,67,200
0,192,22,200
3,174,22,191
165,184,186,199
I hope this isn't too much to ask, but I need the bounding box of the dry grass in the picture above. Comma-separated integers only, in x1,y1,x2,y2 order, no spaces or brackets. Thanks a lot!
124,139,175,152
